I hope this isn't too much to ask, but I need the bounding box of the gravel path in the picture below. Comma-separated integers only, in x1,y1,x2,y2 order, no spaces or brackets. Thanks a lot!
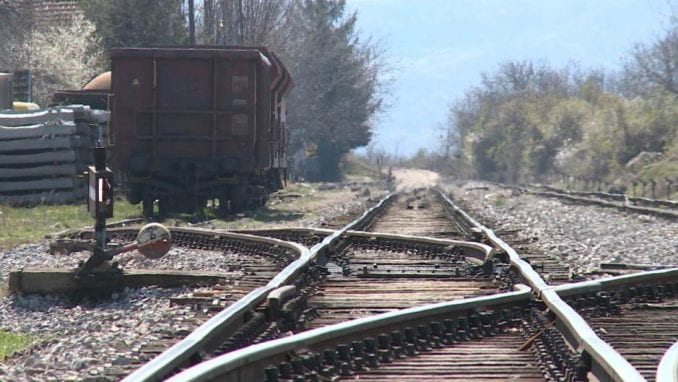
447,182,677,276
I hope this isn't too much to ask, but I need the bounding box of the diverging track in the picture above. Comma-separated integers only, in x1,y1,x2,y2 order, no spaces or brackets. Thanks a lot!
123,188,676,382
514,184,678,220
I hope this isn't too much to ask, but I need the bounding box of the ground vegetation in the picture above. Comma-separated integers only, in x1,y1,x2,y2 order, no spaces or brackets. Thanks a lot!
430,18,678,196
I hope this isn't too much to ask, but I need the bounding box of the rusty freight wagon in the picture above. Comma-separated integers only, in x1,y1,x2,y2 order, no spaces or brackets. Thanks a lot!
109,47,292,217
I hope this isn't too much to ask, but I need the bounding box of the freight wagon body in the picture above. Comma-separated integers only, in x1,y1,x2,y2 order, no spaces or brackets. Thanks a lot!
109,47,291,216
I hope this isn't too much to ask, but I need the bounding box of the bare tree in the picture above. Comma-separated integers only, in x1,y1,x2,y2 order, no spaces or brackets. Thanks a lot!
197,0,291,49
622,25,678,95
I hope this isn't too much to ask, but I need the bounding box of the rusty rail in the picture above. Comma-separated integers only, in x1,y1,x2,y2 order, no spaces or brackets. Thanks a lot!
532,184,678,209
436,188,646,382
505,184,678,220
121,193,396,382
164,287,534,381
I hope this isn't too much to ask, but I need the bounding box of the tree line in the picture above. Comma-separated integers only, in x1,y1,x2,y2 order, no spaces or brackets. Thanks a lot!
430,15,678,191
0,0,387,181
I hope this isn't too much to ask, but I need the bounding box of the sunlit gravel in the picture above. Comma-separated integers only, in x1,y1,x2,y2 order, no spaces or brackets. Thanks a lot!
447,182,677,276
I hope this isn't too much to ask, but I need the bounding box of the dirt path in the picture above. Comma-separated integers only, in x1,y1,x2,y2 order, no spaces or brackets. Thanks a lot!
391,168,440,190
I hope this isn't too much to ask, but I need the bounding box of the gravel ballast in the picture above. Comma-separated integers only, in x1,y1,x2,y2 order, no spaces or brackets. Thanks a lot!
448,182,677,276
0,244,216,381
0,183,377,381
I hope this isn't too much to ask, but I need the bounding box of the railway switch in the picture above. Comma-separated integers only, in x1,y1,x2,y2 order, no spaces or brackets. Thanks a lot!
77,144,171,277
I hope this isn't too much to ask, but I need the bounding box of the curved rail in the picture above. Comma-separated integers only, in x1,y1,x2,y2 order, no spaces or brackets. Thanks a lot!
657,342,678,382
435,188,645,382
121,231,311,382
549,268,678,382
505,184,678,219
231,227,336,235
344,230,494,264
436,190,548,291
532,183,678,210
165,287,533,382
122,192,396,382
552,268,678,296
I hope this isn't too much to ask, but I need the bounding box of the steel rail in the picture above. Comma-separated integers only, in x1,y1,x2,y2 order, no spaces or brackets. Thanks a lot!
344,230,494,264
46,217,146,239
231,227,336,235
121,233,310,382
504,184,678,219
435,188,645,382
165,287,533,382
536,190,678,219
435,189,548,291
532,183,678,209
551,268,678,297
657,342,678,382
122,192,396,382
547,268,678,382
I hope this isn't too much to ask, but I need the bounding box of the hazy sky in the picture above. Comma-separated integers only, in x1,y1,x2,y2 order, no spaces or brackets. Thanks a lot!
344,0,675,156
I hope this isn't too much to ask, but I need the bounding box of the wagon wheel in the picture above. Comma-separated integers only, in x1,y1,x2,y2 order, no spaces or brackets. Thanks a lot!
142,194,154,219
217,194,230,217
229,185,253,213
158,197,170,218
230,197,246,213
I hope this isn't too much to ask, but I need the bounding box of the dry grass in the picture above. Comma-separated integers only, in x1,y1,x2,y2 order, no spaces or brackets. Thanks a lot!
211,182,364,230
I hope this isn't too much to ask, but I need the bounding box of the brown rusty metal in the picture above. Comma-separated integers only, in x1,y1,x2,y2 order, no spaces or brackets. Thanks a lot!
109,47,291,215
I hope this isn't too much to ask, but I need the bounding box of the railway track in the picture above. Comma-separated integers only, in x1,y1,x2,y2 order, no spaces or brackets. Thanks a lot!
515,184,678,220
557,271,678,382
361,190,469,238
54,226,307,379
46,188,675,381
218,190,517,346
372,188,573,283
298,234,506,331
123,190,564,381
165,289,588,382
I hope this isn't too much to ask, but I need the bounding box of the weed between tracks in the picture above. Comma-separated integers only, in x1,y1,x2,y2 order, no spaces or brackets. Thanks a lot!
0,330,33,362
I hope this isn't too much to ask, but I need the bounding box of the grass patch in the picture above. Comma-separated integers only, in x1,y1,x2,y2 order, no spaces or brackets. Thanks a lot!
492,195,506,207
0,198,142,250
0,330,33,361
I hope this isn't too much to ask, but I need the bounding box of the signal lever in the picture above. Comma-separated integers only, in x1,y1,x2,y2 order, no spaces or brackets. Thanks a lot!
76,143,171,277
